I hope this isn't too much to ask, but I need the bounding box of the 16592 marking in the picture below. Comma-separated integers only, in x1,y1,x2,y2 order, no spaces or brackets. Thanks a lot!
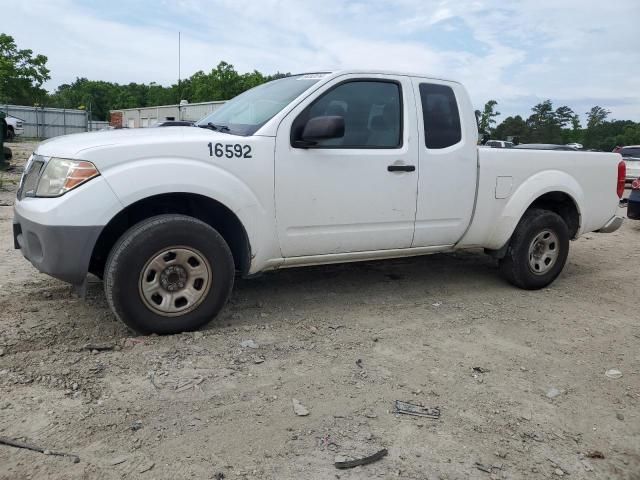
208,142,252,158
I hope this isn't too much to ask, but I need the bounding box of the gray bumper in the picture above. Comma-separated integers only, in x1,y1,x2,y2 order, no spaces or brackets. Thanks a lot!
596,215,624,234
13,210,102,285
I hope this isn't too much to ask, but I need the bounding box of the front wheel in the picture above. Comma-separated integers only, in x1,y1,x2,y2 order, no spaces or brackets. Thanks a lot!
499,208,570,290
104,214,234,334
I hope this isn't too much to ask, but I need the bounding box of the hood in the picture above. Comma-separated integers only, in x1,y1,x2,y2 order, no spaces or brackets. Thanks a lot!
35,127,228,158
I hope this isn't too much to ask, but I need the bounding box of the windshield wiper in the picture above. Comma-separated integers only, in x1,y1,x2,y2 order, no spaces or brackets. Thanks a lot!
198,122,230,132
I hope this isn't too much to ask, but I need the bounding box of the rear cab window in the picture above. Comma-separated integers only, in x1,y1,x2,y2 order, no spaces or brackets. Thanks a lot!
418,83,462,149
621,147,640,159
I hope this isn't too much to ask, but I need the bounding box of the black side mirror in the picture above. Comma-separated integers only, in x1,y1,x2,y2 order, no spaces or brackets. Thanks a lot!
299,115,345,145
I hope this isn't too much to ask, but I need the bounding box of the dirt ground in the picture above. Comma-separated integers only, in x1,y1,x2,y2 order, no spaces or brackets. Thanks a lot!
0,140,639,480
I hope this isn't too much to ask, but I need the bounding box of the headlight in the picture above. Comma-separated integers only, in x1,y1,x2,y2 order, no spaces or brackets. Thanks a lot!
35,158,100,197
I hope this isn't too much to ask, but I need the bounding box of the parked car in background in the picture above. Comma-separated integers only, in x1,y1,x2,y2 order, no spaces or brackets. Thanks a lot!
152,120,194,127
566,143,583,149
485,140,514,148
627,178,640,220
515,144,579,151
619,146,640,182
4,115,25,140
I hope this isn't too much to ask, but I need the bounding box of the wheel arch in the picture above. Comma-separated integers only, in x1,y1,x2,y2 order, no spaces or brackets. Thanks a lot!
89,192,251,278
487,171,583,252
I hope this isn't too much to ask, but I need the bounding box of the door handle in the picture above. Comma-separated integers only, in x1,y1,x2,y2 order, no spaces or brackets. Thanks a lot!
387,165,415,172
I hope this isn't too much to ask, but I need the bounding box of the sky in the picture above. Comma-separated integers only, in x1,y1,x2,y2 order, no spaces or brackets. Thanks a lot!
3,0,640,122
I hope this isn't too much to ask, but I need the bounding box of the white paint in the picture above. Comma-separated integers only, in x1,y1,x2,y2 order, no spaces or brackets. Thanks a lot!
495,176,513,199
15,70,623,277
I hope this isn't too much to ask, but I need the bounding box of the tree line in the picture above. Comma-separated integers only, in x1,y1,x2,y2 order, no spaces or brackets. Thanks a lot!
2,33,639,150
476,100,640,151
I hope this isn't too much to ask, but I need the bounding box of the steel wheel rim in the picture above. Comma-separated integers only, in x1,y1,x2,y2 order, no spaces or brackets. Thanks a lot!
139,246,212,317
527,229,559,275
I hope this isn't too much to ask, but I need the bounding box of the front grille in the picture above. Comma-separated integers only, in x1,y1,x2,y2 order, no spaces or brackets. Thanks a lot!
17,156,45,200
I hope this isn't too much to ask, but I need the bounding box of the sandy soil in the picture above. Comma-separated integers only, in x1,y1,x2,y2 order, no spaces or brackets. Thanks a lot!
0,140,639,479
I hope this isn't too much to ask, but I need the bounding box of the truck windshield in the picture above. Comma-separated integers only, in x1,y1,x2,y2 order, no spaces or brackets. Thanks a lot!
196,74,327,136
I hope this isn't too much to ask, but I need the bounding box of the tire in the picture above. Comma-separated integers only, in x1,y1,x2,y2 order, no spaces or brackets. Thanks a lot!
104,214,234,334
498,208,569,290
6,128,15,141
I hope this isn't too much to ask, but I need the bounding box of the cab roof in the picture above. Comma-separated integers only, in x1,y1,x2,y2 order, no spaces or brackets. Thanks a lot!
299,70,461,85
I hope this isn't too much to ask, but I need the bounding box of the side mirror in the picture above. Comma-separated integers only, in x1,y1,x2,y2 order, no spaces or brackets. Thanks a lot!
301,115,345,142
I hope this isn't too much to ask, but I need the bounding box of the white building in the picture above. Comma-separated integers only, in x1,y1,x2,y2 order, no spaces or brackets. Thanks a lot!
110,100,226,128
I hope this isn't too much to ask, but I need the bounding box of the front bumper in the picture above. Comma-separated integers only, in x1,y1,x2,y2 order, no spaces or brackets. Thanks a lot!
596,215,624,233
13,210,102,285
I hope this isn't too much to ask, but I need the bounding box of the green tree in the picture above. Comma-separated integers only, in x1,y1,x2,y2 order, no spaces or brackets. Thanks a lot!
526,100,562,143
571,115,581,131
0,33,50,104
554,105,576,128
586,106,610,129
493,115,529,143
476,100,500,134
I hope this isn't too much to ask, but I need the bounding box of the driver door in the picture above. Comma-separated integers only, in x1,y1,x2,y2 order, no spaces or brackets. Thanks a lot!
274,74,419,258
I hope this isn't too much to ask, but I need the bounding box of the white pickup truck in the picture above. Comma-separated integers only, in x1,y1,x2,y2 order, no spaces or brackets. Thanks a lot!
13,70,626,334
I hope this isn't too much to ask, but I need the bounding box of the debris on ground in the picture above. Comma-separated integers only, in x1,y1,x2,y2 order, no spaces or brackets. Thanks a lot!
334,448,388,469
472,366,490,373
175,375,205,392
546,387,562,399
585,450,605,459
240,339,259,349
547,457,570,475
393,400,440,419
130,420,143,431
0,435,80,463
292,398,309,416
581,459,594,472
355,359,363,368
616,412,624,421
138,460,154,473
81,342,114,352
605,368,622,379
147,371,160,389
123,337,145,348
522,431,545,443
474,462,503,474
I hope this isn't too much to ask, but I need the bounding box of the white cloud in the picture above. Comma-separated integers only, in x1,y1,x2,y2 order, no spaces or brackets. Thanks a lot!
2,0,639,120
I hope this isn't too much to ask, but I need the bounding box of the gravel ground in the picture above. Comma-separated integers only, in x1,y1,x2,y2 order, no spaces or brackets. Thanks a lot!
0,140,639,479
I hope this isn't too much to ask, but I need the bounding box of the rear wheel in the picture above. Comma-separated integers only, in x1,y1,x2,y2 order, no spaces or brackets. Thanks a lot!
499,208,569,290
6,127,15,141
104,214,234,334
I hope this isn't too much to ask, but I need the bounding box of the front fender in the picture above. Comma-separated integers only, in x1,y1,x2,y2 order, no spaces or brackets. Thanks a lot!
100,158,279,272
486,170,583,249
